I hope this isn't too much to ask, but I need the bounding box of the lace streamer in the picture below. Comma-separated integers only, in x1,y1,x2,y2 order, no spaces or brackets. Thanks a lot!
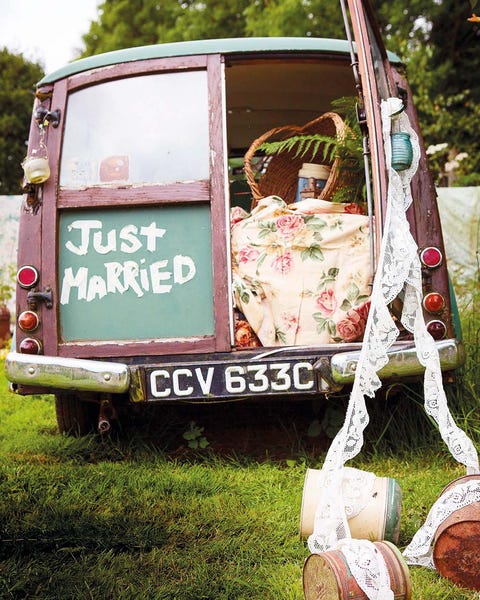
403,479,480,568
307,102,422,557
342,467,376,518
307,100,479,597
336,539,394,600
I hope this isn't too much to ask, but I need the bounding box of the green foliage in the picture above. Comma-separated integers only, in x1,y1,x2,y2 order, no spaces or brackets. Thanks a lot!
0,264,15,304
81,0,347,57
77,1,480,182
182,420,209,449
0,49,44,194
260,134,338,164
258,96,366,203
82,0,252,56
371,0,480,187
244,0,344,38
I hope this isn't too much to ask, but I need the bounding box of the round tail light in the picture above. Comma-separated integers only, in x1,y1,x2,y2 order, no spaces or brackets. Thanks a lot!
423,292,446,314
19,337,42,354
426,320,447,340
420,247,443,269
17,265,39,289
18,310,40,332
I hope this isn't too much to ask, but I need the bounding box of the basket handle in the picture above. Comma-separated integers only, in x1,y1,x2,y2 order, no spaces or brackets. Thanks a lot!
243,125,299,203
243,112,348,205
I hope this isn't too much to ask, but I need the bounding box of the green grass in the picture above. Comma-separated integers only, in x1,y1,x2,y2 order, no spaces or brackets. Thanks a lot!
1,294,479,599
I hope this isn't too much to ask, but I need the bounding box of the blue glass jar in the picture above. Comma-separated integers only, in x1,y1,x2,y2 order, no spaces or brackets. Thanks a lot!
391,132,413,171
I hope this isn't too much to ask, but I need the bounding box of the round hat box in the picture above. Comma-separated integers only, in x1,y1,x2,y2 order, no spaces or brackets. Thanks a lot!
300,468,402,543
433,474,480,591
303,540,412,600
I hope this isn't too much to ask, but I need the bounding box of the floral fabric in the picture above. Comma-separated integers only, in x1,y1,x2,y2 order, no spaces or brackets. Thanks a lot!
231,196,372,346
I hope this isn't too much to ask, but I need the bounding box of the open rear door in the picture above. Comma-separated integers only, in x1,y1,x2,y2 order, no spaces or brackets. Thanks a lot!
344,0,456,339
343,0,400,229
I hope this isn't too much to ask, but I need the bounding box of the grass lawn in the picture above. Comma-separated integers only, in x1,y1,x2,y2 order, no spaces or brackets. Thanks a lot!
2,278,480,600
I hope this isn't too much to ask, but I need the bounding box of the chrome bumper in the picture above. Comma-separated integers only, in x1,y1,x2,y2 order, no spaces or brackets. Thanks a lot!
4,352,130,394
324,338,465,385
4,338,464,397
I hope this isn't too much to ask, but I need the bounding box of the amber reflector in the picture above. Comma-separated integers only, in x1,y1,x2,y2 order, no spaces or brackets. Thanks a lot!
423,292,445,314
420,247,443,269
17,265,39,289
426,320,447,340
18,310,40,332
19,337,42,354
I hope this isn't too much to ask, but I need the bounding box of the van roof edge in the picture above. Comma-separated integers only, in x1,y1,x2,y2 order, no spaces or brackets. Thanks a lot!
38,37,402,86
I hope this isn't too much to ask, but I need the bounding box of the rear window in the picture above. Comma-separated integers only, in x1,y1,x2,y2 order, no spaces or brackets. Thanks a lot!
60,71,210,188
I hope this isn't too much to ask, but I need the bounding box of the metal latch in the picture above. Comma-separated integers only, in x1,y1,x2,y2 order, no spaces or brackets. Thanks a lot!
34,107,61,128
27,287,53,309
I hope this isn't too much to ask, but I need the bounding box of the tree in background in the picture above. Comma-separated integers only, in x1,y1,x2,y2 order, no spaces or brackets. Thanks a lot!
372,0,480,185
0,49,44,194
81,0,346,50
79,0,479,186
243,0,344,37
82,0,252,53
1,2,476,193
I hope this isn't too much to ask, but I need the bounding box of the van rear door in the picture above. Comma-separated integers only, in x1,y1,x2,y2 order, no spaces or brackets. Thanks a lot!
345,0,455,339
42,57,231,359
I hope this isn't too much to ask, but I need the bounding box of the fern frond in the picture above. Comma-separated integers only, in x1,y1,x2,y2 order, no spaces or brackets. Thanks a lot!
259,134,339,162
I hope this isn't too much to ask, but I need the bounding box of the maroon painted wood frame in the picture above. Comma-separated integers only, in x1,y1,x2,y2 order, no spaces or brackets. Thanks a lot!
20,54,230,359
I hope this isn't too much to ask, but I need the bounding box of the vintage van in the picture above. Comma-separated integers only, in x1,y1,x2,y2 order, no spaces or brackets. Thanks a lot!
5,0,463,434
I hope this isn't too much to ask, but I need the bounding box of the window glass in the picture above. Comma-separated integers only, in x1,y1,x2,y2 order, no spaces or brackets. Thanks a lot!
60,71,209,187
366,19,390,100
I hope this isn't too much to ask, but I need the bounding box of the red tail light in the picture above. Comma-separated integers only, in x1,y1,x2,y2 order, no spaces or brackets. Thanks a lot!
423,292,445,314
426,320,447,340
19,337,42,354
420,247,443,269
18,310,40,332
17,265,39,289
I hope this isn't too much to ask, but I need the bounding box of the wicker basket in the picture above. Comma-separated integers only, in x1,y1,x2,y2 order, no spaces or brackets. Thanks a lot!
244,112,348,208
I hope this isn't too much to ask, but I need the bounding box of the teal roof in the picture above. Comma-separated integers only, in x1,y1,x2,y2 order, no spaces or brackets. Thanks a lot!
38,37,402,85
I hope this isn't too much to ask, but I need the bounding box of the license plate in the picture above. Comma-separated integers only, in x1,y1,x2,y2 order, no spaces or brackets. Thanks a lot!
144,357,317,400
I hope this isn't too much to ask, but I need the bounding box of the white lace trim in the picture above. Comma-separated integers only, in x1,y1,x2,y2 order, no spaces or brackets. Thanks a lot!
403,478,480,568
335,539,394,600
342,467,377,518
307,100,479,598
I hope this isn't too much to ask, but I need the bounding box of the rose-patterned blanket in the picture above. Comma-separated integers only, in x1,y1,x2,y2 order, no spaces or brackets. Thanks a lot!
231,196,372,346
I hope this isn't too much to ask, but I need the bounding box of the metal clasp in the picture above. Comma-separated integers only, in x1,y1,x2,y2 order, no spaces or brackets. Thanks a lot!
34,107,61,128
27,287,53,310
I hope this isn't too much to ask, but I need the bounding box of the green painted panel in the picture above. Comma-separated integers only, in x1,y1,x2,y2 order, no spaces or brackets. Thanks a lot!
58,205,214,341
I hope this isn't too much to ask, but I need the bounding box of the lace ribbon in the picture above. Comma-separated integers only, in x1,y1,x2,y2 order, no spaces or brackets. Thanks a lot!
403,478,480,568
307,102,422,557
307,100,479,598
342,467,376,518
379,106,477,476
335,539,394,600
